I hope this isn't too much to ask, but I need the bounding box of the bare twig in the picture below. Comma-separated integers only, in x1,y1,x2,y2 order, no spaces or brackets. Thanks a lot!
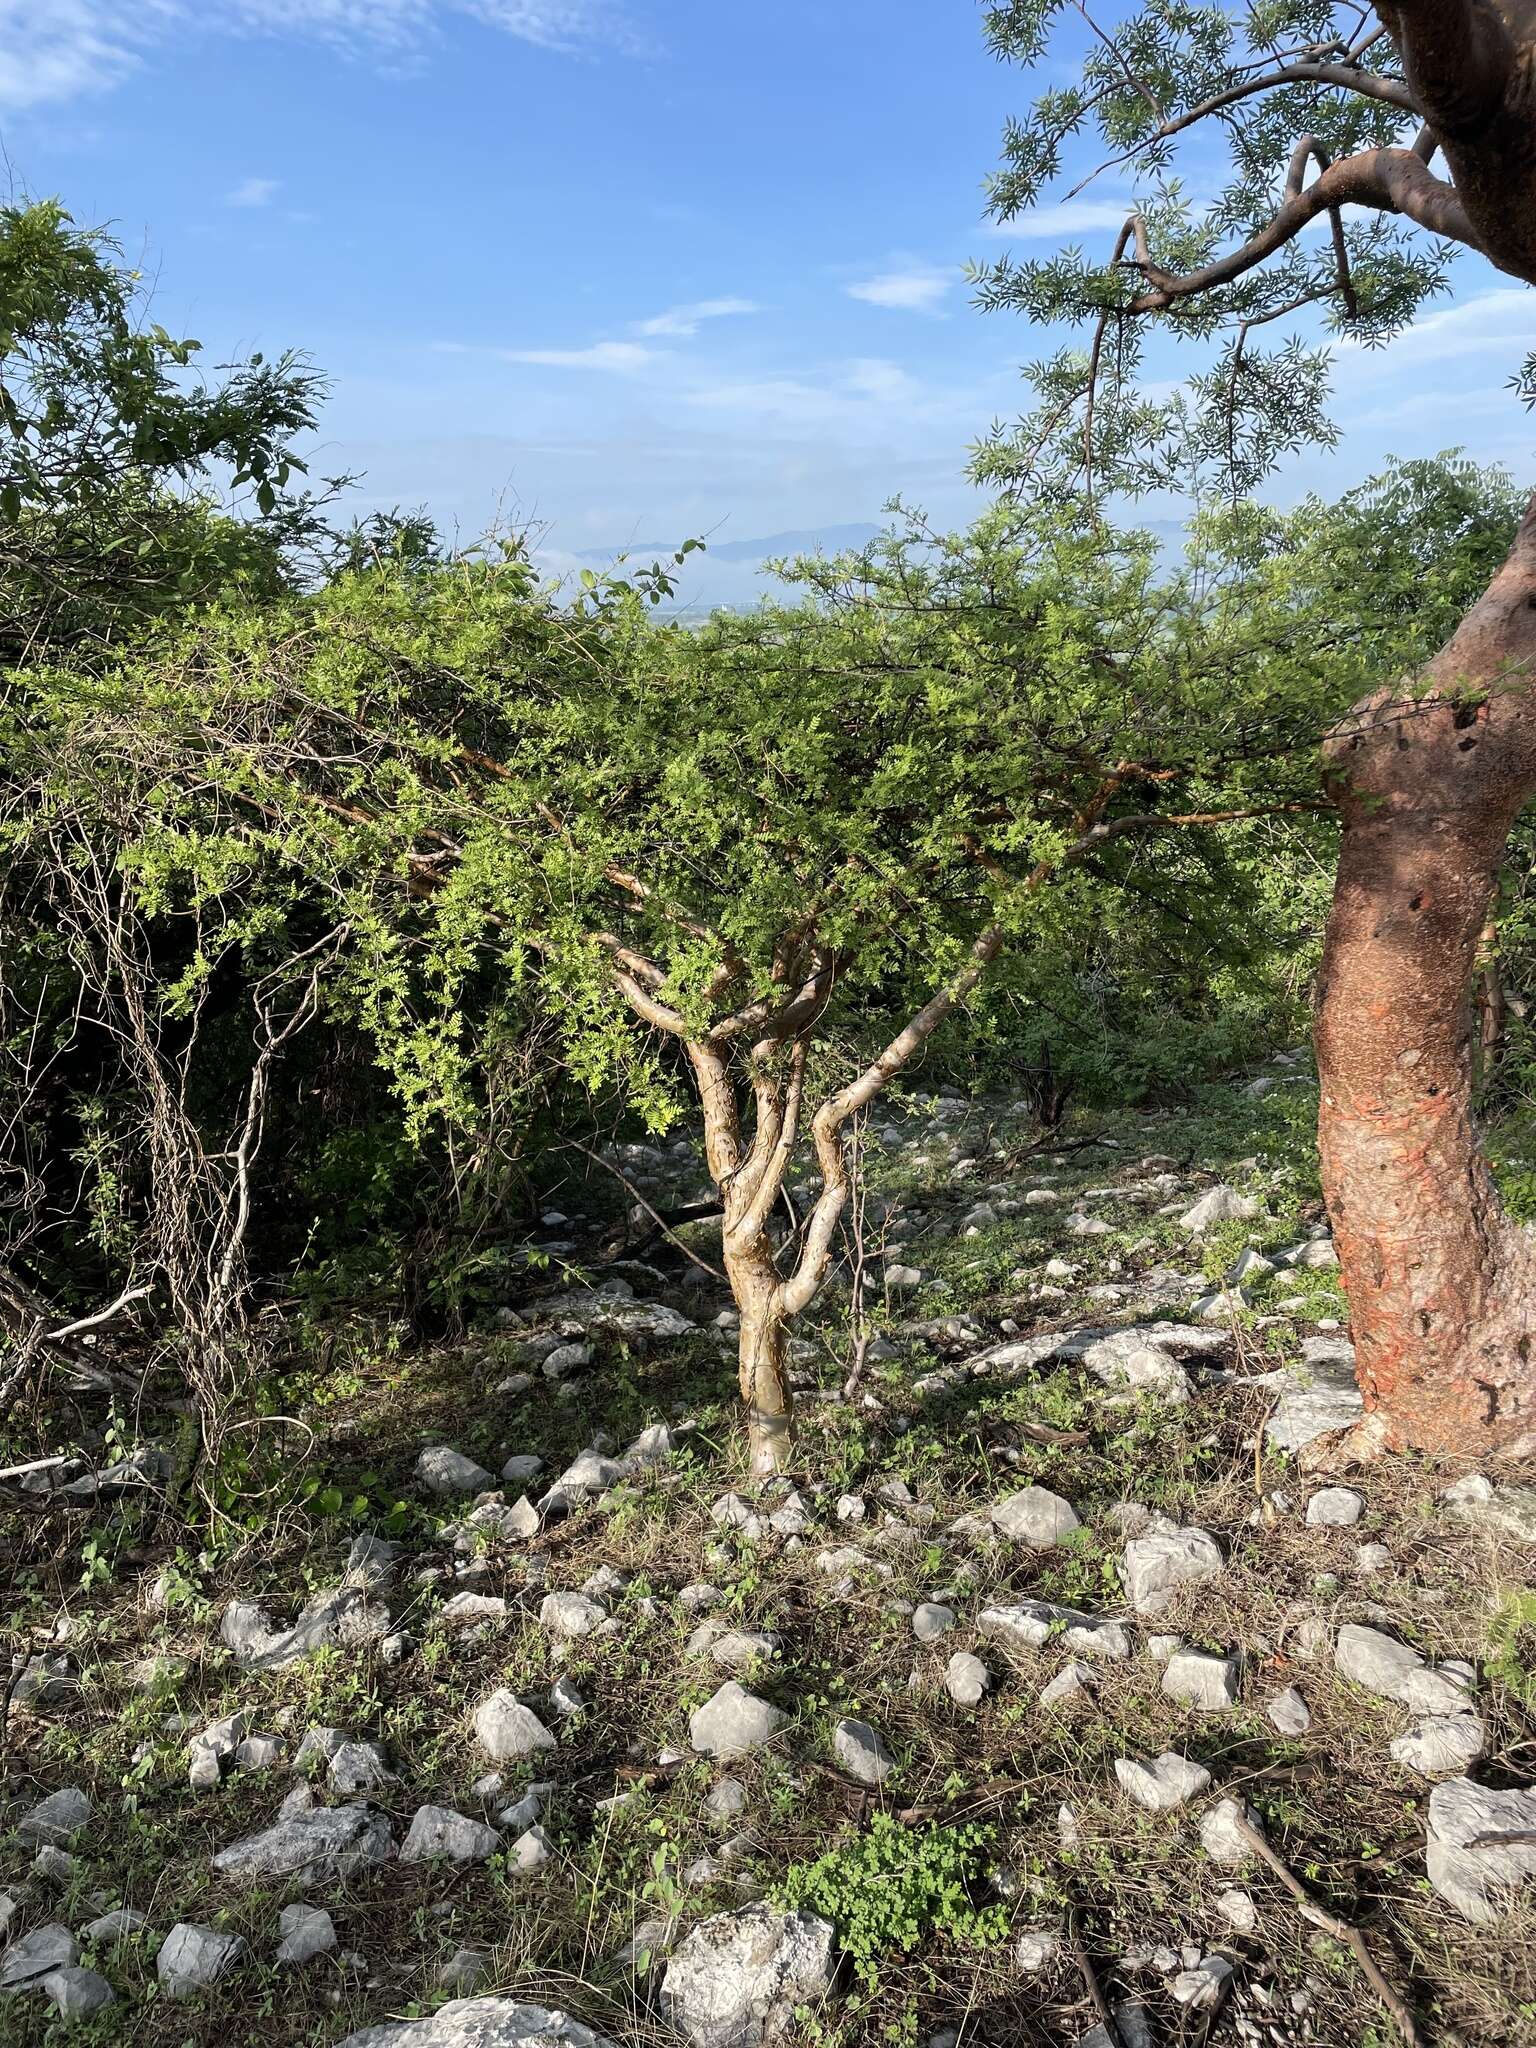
1231,1810,1425,2048
562,1138,727,1282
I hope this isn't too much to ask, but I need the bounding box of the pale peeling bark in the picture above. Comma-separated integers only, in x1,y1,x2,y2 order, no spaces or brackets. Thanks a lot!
1316,496,1536,1459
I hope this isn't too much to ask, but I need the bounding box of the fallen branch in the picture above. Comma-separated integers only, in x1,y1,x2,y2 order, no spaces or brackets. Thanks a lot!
0,1453,83,1482
1068,1904,1127,2048
561,1138,727,1282
1231,1810,1424,2048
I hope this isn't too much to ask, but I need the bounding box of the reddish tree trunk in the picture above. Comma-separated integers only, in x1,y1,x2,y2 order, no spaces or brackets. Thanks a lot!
1315,498,1536,1460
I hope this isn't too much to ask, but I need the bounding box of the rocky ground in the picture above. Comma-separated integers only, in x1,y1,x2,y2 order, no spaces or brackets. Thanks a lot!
3,1059,1536,2047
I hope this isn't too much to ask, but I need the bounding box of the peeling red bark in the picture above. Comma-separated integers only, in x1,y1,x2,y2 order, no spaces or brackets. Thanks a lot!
1316,496,1536,1459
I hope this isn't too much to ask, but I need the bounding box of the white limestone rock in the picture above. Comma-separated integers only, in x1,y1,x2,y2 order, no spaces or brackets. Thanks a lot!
1160,1651,1239,1712
474,1692,557,1762
276,1905,337,1965
1121,1526,1222,1616
1199,1797,1262,1868
979,1601,1130,1661
991,1485,1081,1548
416,1446,495,1496
1306,1487,1364,1528
1114,1753,1212,1811
334,1999,622,2048
832,1717,893,1785
1334,1623,1474,1716
1390,1713,1488,1778
689,1683,787,1759
401,1804,502,1864
1179,1185,1259,1233
1425,1775,1536,1923
210,1802,392,1885
945,1652,991,1706
658,1904,836,2048
156,1922,245,1999
1265,1687,1311,1737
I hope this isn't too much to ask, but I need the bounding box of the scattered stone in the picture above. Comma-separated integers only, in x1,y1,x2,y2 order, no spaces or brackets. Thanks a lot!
705,1778,748,1825
1039,1661,1093,1709
40,1965,115,2020
912,1602,955,1642
1161,1651,1239,1712
1390,1713,1488,1777
333,1999,620,2048
221,1583,390,1671
234,1734,283,1773
1199,1798,1262,1867
32,1844,76,1887
474,1692,557,1762
156,1922,245,1999
1261,1340,1363,1452
277,1905,337,1965
1171,1955,1234,2012
1442,1472,1536,1543
0,1923,78,1989
945,1652,990,1706
1121,1525,1222,1615
539,1590,606,1639
1425,1775,1536,1923
440,1591,509,1627
211,1802,393,1884
1077,2002,1154,2048
689,1683,787,1759
980,1601,1130,1661
80,1908,145,1943
437,1948,492,1994
509,1825,554,1874
832,1717,894,1785
1180,1185,1259,1233
1114,1752,1212,1811
1014,1928,1058,1971
329,1740,392,1794
1334,1623,1473,1716
401,1805,502,1864
1306,1486,1364,1528
1215,1887,1257,1934
417,1446,495,1496
885,1265,922,1293
550,1677,586,1718
658,1903,837,2048
15,1786,91,1845
991,1485,1081,1547
1266,1687,1311,1737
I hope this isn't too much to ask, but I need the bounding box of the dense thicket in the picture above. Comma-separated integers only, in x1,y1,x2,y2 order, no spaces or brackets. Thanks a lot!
1,194,1531,1467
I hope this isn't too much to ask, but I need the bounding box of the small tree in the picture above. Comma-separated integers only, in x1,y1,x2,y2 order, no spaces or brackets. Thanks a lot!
974,1,1536,1459
21,504,1347,1466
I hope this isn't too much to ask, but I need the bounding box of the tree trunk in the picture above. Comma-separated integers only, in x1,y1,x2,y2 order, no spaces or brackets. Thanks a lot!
724,1231,793,1475
1315,498,1536,1460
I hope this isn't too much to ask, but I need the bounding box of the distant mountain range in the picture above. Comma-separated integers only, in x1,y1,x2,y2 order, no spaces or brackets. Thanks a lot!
573,522,884,566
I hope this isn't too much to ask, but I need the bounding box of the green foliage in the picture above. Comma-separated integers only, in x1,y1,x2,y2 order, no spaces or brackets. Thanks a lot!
777,1813,1010,1989
972,6,1469,499
0,197,334,661
1485,1588,1536,1707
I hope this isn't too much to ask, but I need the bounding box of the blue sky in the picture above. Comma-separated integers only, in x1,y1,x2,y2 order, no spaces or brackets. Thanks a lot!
5,2,1533,606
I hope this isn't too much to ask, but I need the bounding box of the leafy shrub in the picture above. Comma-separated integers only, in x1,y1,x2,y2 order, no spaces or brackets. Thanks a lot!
777,1813,1009,1989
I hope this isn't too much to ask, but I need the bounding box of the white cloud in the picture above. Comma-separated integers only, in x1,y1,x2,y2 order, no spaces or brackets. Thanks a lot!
981,198,1139,241
685,357,929,428
846,265,953,313
502,339,656,371
635,296,759,338
227,175,280,207
0,0,634,110
1338,287,1534,366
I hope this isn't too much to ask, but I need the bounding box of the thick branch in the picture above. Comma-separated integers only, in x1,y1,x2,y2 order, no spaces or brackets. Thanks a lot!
1379,0,1515,142
1124,147,1479,313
